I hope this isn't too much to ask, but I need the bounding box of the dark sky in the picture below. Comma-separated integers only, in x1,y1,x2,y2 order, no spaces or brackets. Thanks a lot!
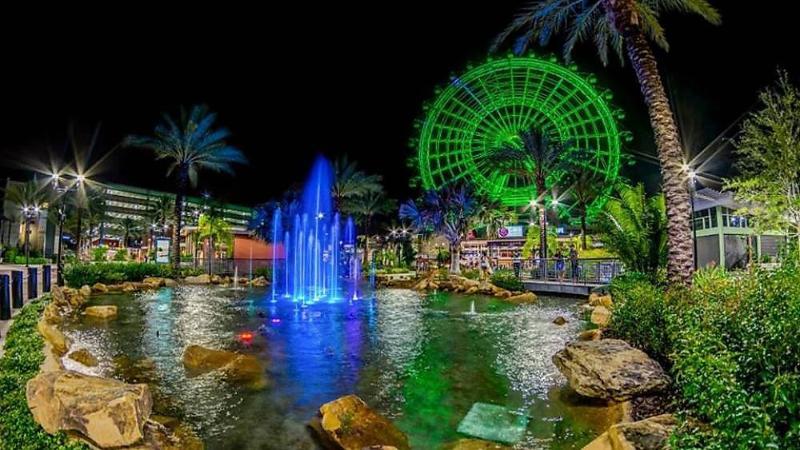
1,2,796,207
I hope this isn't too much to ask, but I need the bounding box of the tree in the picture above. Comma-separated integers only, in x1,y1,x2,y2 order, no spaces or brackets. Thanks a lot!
484,129,570,258
598,183,667,279
495,0,721,285
350,189,396,264
726,72,800,259
198,212,232,273
563,155,604,250
400,184,479,274
85,192,107,249
126,105,246,270
2,180,52,264
117,217,143,248
333,155,383,212
473,198,511,239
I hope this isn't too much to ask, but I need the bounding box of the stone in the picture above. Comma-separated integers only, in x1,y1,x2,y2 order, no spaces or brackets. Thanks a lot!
184,274,211,285
26,370,152,448
210,274,223,284
250,276,269,287
143,277,164,287
589,293,613,308
43,302,63,324
465,286,479,295
591,306,611,327
163,278,178,287
310,394,410,450
37,319,70,355
578,329,604,341
122,281,137,293
92,282,109,294
182,345,265,387
129,419,205,450
457,402,528,445
553,339,671,401
553,316,568,325
441,439,510,450
84,305,118,319
581,414,676,450
505,292,536,303
79,285,92,298
69,348,99,367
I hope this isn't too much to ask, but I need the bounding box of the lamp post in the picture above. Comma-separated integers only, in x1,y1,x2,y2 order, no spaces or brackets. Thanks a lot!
22,205,41,267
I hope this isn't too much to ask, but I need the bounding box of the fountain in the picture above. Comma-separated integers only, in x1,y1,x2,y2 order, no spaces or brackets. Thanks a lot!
233,267,239,289
272,156,361,303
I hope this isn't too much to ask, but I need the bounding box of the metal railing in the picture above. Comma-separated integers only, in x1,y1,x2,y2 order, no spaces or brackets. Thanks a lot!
511,258,623,285
188,258,275,277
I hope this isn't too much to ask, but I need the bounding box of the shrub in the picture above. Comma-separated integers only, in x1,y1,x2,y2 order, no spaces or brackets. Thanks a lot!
0,298,88,449
91,246,108,262
63,262,173,287
11,256,50,265
252,267,272,280
610,264,800,449
113,249,128,262
490,269,524,291
461,268,480,280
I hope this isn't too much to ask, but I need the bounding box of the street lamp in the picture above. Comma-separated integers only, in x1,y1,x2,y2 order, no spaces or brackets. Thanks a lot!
21,204,41,267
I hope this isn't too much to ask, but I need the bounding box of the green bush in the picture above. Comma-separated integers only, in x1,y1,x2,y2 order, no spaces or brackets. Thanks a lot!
113,249,128,261
11,256,50,265
91,246,108,262
490,269,523,291
252,266,272,280
610,264,800,449
461,269,480,280
63,262,173,287
0,298,88,449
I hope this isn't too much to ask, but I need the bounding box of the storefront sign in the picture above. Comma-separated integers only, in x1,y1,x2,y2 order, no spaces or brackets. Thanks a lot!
497,225,523,238
155,238,170,264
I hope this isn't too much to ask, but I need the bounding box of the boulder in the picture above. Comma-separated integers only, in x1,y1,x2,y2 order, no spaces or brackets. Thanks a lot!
130,418,205,450
210,274,223,284
553,316,568,325
441,439,510,450
163,278,178,287
589,293,613,308
37,319,70,355
122,282,137,293
250,276,269,287
92,282,109,294
581,414,676,450
26,370,152,448
591,306,611,327
310,395,410,450
79,285,92,298
184,274,211,285
69,348,99,367
578,329,604,341
553,339,670,401
412,279,428,291
143,277,165,287
43,302,63,324
465,286,479,295
84,305,118,319
182,345,265,387
505,292,536,303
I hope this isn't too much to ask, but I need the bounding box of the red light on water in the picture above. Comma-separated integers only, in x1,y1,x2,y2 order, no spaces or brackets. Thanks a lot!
238,331,254,343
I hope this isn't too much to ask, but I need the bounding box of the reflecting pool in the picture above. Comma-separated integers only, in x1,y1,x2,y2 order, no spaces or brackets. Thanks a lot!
61,287,618,449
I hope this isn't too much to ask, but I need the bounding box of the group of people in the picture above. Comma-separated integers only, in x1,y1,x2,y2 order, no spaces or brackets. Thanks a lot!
464,244,581,281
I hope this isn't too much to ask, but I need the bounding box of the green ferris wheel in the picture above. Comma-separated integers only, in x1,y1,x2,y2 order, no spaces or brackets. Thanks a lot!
417,54,624,212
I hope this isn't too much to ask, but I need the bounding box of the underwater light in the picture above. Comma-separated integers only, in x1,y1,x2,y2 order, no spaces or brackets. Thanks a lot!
238,331,254,344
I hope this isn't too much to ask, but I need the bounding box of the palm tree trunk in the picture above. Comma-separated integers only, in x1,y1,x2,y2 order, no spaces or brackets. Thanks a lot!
536,178,548,258
581,212,588,251
450,242,461,274
172,168,188,271
76,207,83,261
606,0,694,285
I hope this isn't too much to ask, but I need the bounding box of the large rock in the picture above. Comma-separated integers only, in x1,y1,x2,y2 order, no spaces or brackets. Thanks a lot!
53,286,88,310
69,348,99,367
43,302,63,324
84,305,118,319
163,278,179,287
250,276,269,287
92,282,109,294
310,395,409,450
578,329,604,341
504,292,535,303
441,439,510,450
589,293,613,308
182,345,265,387
79,285,93,298
122,282,137,293
26,370,152,448
591,306,611,327
184,274,211,285
553,316,568,325
553,339,670,401
581,414,676,450
142,277,165,288
37,319,71,355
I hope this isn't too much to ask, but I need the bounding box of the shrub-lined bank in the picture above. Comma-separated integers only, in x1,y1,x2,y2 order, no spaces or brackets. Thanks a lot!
63,263,203,288
0,298,88,450
608,261,800,449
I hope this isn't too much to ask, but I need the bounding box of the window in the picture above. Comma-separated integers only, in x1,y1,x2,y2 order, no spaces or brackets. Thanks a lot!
693,207,717,230
721,207,748,228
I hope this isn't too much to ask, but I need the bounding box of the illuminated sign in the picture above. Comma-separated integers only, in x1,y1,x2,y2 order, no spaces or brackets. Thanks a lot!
155,238,170,264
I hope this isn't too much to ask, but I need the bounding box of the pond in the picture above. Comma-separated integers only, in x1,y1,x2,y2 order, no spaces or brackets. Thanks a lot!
60,287,617,449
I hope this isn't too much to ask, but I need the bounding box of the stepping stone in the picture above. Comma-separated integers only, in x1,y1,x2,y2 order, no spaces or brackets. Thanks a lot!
456,402,528,445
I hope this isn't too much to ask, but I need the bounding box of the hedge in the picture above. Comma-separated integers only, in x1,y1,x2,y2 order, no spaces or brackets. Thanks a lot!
62,263,203,287
0,298,88,450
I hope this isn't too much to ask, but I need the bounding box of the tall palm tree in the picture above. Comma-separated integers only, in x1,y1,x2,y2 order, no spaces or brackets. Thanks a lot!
126,105,247,270
332,155,383,212
350,189,396,264
473,198,510,239
494,0,720,285
117,217,143,248
563,153,604,250
85,192,107,249
484,129,569,258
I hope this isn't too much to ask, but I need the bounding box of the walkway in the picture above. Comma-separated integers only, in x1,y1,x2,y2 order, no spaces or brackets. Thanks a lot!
513,258,622,296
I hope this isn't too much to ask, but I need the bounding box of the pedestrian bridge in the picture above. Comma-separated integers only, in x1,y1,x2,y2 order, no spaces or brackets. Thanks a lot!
514,258,622,296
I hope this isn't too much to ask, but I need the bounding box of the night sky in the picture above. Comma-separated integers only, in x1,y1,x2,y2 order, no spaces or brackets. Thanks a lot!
1,2,796,207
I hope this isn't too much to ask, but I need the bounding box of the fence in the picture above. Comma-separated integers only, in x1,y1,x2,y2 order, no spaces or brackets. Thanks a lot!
189,258,276,277
512,258,623,285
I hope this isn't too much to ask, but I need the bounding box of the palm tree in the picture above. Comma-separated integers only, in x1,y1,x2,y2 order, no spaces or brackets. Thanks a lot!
2,180,52,265
473,198,510,239
483,129,569,258
563,154,604,250
198,212,232,273
126,105,247,270
400,184,479,274
333,155,383,212
494,0,720,285
599,183,667,280
350,189,396,264
85,192,107,249
117,217,143,248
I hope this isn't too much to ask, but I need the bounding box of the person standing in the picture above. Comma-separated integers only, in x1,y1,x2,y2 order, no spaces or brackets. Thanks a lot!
569,245,579,280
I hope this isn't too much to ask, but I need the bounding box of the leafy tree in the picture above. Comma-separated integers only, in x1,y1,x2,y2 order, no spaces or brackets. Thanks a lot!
350,189,396,264
126,105,247,270
117,216,143,248
598,183,667,279
563,153,605,250
495,0,721,285
332,155,383,212
726,72,800,259
400,184,479,274
198,212,233,260
472,198,512,239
